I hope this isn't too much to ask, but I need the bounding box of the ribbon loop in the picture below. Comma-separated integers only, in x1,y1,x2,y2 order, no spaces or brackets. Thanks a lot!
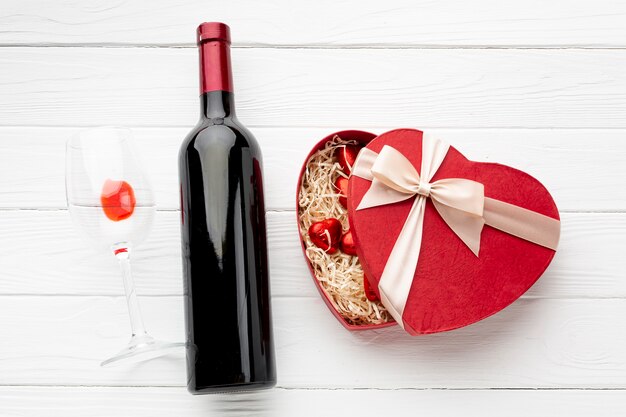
430,178,485,217
370,146,422,195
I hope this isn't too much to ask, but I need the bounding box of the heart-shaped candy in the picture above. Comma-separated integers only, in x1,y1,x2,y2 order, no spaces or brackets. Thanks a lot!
334,177,349,208
308,218,342,254
337,144,361,174
340,230,358,255
363,274,378,301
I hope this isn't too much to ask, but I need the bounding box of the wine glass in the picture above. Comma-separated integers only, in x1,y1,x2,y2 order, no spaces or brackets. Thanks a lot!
66,126,183,366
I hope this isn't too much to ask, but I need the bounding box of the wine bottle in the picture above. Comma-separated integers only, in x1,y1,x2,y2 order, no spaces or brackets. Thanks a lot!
178,22,276,394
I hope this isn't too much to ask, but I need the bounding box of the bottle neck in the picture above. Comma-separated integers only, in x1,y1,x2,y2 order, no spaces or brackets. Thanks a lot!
200,90,235,119
198,38,235,119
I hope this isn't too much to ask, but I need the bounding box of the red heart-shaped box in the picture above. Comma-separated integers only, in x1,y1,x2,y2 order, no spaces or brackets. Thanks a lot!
296,130,396,331
348,129,560,335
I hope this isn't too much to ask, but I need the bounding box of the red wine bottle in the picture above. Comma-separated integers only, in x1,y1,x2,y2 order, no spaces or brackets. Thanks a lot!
179,22,276,394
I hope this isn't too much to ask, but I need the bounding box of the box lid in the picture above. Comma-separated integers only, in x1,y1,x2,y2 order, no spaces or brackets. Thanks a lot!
348,128,560,335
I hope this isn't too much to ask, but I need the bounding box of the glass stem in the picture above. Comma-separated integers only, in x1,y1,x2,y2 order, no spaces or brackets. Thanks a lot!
115,247,148,337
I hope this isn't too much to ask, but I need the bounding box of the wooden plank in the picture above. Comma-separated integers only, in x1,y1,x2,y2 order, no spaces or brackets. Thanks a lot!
0,295,625,388
0,386,624,417
2,127,626,211
1,48,626,128
2,0,626,47
0,210,623,299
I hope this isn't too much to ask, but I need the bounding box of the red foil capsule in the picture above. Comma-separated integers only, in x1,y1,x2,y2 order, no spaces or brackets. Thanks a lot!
197,22,233,94
197,22,231,44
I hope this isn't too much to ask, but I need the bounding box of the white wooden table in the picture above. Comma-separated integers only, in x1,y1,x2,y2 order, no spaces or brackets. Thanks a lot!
1,1,626,415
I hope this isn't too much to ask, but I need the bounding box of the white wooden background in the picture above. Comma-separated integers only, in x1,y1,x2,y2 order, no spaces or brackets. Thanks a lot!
1,1,626,415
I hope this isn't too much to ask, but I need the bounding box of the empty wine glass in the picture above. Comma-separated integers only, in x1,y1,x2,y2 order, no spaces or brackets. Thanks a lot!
66,126,183,366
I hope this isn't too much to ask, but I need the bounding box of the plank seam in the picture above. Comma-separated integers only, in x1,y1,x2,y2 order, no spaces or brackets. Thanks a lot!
0,294,624,300
0,384,624,390
0,208,624,214
3,126,626,130
2,43,626,50
4,124,626,130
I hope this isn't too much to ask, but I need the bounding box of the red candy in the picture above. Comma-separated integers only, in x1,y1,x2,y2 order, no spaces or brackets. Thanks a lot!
100,179,136,221
337,144,361,175
308,218,342,254
340,230,358,256
363,274,379,301
334,176,349,208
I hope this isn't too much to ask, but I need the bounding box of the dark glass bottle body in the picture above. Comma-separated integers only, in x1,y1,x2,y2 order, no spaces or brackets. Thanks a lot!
179,89,276,394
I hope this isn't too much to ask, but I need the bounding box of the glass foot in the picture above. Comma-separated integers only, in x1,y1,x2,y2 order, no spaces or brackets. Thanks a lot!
101,334,185,367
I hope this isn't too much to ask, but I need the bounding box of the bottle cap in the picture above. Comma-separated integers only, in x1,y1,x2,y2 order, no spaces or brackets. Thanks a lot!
197,22,231,44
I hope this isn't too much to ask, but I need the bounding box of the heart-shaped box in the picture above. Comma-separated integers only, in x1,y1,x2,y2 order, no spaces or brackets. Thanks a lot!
348,129,560,334
297,128,560,334
296,130,397,331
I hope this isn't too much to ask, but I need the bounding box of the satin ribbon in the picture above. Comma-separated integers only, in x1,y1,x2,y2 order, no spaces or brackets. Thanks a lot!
352,133,561,328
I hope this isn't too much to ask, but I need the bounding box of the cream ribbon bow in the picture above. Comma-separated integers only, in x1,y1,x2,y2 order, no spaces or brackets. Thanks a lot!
352,134,560,328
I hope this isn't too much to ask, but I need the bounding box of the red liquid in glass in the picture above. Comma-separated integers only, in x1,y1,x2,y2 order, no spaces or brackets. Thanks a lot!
100,179,136,221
